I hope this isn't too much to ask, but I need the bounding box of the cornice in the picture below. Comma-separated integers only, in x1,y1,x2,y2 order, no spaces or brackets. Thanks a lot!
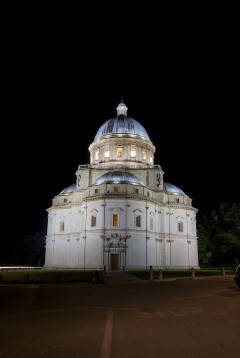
48,194,197,212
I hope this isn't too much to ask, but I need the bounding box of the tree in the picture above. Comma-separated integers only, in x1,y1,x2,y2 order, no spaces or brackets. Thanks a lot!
196,214,211,265
9,231,46,266
197,202,240,265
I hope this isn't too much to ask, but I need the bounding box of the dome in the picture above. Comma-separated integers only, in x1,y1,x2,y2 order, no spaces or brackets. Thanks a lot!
59,184,77,195
95,117,150,141
163,182,187,196
94,171,144,186
94,101,150,141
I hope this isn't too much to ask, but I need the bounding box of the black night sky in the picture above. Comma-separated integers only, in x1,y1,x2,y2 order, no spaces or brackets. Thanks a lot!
5,14,239,262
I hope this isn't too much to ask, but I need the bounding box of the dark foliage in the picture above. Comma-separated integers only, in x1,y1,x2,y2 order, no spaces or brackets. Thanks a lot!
197,202,240,265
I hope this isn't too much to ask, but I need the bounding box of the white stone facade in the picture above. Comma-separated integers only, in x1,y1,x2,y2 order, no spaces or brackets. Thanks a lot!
44,102,199,270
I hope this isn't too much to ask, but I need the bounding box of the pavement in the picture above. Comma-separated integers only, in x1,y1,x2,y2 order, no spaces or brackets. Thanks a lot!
106,270,145,284
106,270,236,284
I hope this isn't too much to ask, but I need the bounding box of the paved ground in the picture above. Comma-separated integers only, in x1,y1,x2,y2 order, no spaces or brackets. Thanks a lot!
106,270,236,284
106,270,145,284
0,274,239,357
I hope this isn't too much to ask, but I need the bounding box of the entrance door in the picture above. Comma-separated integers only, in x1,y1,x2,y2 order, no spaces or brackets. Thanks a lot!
111,254,119,271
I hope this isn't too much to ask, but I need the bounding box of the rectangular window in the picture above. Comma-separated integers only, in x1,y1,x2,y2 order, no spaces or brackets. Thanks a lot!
178,222,183,232
130,145,136,157
91,215,97,227
117,147,123,158
135,215,141,227
114,186,119,192
60,222,65,231
95,188,99,194
149,154,153,163
134,188,139,194
150,217,154,231
95,148,99,160
113,214,119,227
104,146,110,158
64,198,67,203
176,198,179,203
142,149,147,160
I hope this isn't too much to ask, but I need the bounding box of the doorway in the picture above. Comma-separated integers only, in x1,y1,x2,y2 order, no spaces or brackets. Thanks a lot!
111,254,119,271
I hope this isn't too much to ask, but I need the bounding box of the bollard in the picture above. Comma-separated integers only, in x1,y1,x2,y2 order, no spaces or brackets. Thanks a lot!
191,267,195,278
159,269,163,280
149,266,153,282
92,270,98,283
221,266,225,276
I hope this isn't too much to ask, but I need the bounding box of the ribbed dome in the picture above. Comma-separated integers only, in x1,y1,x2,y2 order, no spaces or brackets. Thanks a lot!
163,182,186,196
60,181,186,195
94,101,150,141
95,116,150,141
94,171,144,186
59,184,77,195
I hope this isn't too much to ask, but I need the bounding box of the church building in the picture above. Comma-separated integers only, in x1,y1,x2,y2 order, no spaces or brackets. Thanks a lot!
44,101,199,270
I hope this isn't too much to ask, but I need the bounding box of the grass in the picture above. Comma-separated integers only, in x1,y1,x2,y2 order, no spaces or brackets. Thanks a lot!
0,269,105,284
0,267,235,284
127,267,235,280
